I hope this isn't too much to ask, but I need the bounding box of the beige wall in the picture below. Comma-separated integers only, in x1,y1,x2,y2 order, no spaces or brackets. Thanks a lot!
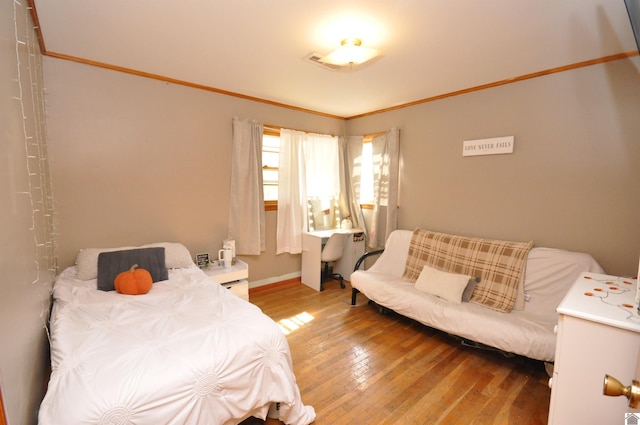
347,57,640,276
45,53,640,282
43,58,345,283
0,2,55,424
2,9,639,425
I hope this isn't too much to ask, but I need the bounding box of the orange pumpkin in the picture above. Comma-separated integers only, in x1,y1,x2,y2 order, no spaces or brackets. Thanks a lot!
114,264,153,295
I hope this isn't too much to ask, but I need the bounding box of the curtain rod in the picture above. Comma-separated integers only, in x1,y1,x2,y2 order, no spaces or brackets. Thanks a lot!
265,124,386,140
264,124,339,137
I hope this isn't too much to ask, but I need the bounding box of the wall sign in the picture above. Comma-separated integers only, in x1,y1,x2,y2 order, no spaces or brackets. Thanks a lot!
463,136,514,157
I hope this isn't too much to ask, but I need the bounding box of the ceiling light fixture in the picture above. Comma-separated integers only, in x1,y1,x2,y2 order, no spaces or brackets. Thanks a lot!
318,38,379,66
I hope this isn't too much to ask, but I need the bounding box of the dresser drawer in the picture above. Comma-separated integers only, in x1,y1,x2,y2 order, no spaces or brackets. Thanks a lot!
222,279,249,301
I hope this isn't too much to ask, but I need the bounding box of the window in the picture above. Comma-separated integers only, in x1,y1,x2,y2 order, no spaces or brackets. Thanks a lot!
359,138,374,206
262,129,280,210
261,128,376,211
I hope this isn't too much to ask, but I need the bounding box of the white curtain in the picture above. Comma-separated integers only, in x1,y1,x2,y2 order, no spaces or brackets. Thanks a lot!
339,135,366,233
304,132,340,230
277,129,339,254
277,129,306,254
228,116,265,255
369,127,400,249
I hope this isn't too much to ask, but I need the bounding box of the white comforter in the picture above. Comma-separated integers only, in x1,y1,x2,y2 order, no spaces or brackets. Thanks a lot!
39,266,316,425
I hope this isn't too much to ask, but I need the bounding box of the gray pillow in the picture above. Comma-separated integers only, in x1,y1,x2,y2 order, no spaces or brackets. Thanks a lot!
462,277,481,302
97,247,168,291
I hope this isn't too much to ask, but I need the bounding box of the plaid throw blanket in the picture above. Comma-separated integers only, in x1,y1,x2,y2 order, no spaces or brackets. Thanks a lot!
403,229,533,312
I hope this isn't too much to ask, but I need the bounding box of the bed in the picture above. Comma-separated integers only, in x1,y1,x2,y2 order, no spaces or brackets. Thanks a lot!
38,243,316,425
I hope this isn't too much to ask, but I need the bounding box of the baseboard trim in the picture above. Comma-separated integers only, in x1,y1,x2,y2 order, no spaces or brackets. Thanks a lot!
249,277,301,294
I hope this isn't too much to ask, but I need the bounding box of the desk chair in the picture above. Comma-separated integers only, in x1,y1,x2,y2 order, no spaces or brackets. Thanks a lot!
320,232,348,291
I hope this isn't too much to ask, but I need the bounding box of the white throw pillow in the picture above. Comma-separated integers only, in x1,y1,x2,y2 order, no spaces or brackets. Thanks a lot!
414,264,472,304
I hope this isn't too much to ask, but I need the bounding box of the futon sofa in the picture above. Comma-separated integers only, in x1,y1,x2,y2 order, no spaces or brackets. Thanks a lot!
350,229,604,362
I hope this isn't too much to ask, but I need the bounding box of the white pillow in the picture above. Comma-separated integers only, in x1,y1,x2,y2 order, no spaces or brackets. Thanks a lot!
414,264,472,304
76,246,135,280
75,242,194,280
142,242,194,269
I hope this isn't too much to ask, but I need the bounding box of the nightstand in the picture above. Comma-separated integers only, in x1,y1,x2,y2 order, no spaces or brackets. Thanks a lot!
202,259,249,302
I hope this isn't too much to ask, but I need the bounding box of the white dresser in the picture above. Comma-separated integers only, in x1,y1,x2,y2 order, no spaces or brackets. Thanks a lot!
203,259,249,301
548,272,640,424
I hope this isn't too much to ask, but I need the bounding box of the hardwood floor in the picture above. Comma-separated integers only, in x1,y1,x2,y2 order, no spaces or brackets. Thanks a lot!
248,279,551,425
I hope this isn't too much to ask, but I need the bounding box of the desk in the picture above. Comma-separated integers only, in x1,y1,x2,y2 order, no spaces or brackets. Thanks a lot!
301,229,365,291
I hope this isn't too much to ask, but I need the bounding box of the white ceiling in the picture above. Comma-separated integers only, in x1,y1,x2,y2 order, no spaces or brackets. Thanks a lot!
33,0,638,118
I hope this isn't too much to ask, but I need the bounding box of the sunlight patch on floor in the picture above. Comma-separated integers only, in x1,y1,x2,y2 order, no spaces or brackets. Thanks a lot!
277,311,314,335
